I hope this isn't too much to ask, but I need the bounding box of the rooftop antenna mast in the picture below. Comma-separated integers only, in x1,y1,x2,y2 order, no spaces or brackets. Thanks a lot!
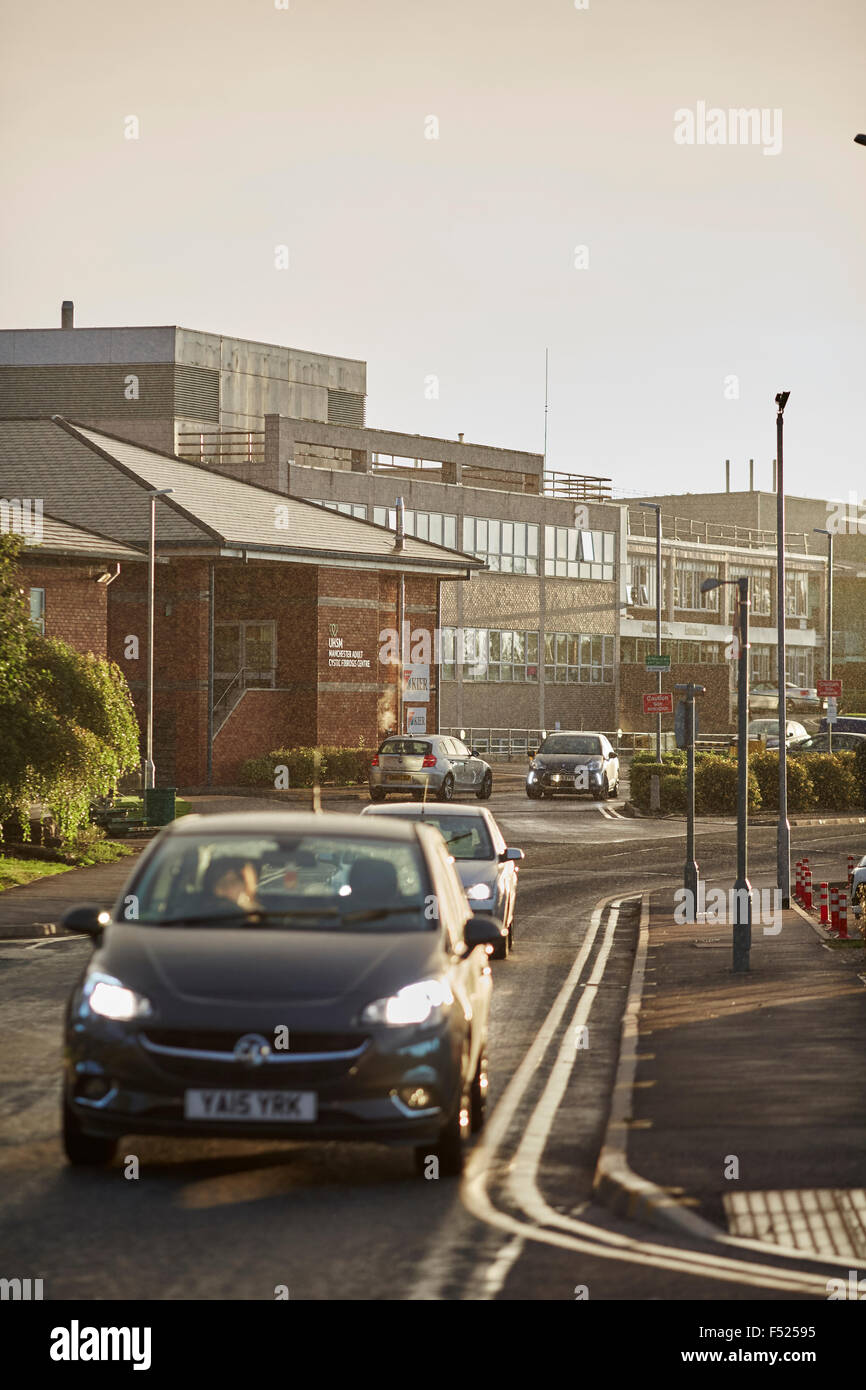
543,348,549,468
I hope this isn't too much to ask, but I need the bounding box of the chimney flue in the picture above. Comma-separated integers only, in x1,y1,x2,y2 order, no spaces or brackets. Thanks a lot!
395,496,405,551
457,432,464,444
61,300,74,330
749,457,754,491
725,458,730,493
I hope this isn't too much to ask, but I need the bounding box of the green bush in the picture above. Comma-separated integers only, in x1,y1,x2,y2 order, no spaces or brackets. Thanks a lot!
0,535,141,845
694,756,761,815
632,749,685,767
854,742,866,810
800,752,859,811
241,746,373,788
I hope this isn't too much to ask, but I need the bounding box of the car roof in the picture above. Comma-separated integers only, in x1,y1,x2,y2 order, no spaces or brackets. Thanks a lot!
541,729,607,738
165,811,419,841
361,802,491,818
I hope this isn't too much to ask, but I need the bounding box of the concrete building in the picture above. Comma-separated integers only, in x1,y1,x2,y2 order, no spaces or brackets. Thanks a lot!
0,306,841,743
0,301,366,457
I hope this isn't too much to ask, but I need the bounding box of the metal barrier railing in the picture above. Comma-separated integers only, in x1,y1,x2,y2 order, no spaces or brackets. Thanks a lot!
441,727,734,757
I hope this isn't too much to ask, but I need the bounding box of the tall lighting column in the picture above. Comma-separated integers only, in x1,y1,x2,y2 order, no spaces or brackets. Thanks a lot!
639,502,663,761
813,527,834,753
775,392,791,907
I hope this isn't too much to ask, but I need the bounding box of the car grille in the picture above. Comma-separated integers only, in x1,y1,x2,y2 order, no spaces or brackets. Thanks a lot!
142,1029,368,1057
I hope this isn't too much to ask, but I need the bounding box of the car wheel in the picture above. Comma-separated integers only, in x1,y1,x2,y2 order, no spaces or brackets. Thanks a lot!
592,780,607,801
508,919,514,952
469,1049,488,1133
415,1081,471,1178
476,770,493,800
369,787,386,802
438,773,455,803
63,1102,117,1167
526,785,542,800
608,779,618,799
490,927,508,960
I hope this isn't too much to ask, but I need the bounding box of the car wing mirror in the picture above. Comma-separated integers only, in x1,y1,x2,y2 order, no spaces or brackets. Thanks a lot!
61,904,110,937
501,847,524,862
462,914,505,953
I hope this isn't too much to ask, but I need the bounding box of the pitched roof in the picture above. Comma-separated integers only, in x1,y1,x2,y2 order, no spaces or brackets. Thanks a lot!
25,513,145,560
0,418,483,576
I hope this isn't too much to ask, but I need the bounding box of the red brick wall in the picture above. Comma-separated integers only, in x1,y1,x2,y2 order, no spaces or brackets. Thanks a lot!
618,662,731,733
213,689,305,782
21,559,108,657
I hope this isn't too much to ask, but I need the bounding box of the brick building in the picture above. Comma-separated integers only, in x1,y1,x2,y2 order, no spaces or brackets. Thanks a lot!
0,419,481,788
9,512,145,656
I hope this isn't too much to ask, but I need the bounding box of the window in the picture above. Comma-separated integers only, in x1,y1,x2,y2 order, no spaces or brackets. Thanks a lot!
543,632,614,683
318,500,368,520
750,644,773,683
29,587,45,634
439,627,539,682
785,571,809,618
374,507,456,549
544,528,615,580
731,566,772,618
628,558,656,608
674,560,719,612
620,638,725,666
463,516,539,574
214,621,276,689
786,647,813,686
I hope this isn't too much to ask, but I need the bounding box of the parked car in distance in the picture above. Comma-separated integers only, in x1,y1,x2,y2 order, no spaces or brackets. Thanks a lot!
369,735,493,803
60,812,501,1177
361,802,523,958
526,731,619,801
747,684,825,716
787,732,866,754
748,718,808,748
819,715,866,736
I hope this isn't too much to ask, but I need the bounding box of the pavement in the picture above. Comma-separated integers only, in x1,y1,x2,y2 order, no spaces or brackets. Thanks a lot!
597,887,866,1262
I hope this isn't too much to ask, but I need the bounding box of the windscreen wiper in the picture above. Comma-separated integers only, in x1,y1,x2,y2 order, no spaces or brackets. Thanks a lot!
339,904,425,925
154,907,341,926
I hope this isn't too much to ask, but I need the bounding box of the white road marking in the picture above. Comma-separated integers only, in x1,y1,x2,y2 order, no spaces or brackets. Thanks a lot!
477,1236,524,1300
413,892,851,1298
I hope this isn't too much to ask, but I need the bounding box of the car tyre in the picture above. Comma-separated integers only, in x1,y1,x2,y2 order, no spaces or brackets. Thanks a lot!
414,1083,470,1178
63,1101,117,1167
592,779,607,802
438,773,455,803
608,779,618,799
526,784,543,800
469,1049,488,1133
490,927,508,960
476,770,493,800
369,787,386,802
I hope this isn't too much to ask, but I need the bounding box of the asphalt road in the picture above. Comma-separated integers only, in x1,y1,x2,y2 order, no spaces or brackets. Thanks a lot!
1,785,861,1301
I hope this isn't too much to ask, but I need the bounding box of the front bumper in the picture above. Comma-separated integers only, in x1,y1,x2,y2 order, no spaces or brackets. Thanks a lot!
526,768,604,794
65,1016,462,1147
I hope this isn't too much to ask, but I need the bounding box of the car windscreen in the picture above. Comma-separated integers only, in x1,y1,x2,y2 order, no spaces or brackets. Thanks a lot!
379,739,431,757
539,735,603,755
382,813,494,860
128,833,431,930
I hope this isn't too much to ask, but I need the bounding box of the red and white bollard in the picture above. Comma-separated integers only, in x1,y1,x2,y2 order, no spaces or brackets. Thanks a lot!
795,861,803,903
819,882,830,925
837,894,849,939
802,867,813,910
830,886,840,931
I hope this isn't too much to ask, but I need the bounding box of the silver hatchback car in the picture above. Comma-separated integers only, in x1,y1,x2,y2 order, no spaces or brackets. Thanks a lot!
369,735,493,803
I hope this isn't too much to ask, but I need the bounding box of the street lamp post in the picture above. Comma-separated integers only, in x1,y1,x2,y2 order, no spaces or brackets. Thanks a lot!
144,488,174,790
813,527,834,753
639,502,663,761
775,391,792,908
702,574,752,971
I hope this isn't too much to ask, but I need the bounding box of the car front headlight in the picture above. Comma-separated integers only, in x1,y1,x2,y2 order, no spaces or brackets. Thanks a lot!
466,882,495,902
82,972,153,1021
360,978,454,1027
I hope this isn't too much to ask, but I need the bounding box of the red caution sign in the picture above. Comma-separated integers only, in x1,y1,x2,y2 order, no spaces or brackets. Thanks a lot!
643,692,673,714
816,678,842,698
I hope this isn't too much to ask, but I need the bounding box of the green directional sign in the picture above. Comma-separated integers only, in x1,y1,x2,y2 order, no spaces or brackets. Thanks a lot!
645,653,671,671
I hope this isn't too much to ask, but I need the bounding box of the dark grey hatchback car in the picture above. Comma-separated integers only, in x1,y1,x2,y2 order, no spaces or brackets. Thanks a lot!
61,813,500,1177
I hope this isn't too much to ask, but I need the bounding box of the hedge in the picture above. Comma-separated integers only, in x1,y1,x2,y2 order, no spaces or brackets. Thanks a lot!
630,749,861,815
241,747,372,789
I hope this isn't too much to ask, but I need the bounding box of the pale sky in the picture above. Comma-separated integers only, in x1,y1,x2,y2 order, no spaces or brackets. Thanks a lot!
2,0,865,503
